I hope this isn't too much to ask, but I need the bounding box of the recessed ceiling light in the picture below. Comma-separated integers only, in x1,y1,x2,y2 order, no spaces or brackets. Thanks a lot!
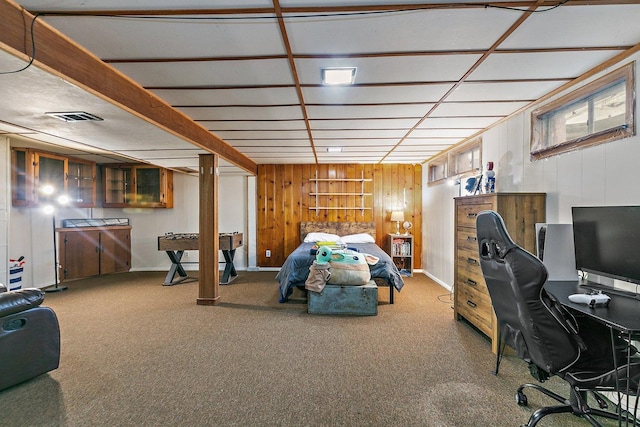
321,67,356,85
326,147,343,153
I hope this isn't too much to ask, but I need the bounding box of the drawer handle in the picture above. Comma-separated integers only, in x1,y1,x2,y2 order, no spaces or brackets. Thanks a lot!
466,300,477,308
467,257,478,265
466,279,477,287
466,212,478,219
466,236,477,242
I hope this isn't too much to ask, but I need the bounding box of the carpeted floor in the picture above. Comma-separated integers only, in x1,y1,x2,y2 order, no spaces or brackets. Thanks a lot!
0,271,624,426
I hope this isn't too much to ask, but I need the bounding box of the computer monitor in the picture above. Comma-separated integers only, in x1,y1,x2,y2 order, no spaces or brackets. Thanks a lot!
572,206,640,286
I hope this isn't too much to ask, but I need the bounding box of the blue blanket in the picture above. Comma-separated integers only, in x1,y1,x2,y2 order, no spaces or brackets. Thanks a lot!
276,242,404,303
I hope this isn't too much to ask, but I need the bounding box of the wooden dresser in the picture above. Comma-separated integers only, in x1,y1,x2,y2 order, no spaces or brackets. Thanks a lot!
454,193,546,353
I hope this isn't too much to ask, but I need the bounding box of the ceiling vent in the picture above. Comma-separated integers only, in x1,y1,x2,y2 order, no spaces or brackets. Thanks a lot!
45,111,104,122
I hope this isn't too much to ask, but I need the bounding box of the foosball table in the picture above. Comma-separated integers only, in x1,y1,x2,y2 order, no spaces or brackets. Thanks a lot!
157,232,243,285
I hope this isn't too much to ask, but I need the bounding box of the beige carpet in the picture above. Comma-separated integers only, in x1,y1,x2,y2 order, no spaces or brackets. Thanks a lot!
0,271,622,426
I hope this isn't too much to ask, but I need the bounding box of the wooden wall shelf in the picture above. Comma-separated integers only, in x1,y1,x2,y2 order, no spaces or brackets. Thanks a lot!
309,170,373,215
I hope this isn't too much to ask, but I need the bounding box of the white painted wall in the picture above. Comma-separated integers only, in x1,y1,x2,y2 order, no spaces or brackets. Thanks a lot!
423,53,640,289
0,137,9,288
5,148,252,288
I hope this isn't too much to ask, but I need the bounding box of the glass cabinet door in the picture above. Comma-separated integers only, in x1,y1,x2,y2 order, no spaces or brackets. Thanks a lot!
68,160,96,206
135,167,161,204
104,166,133,205
35,152,66,203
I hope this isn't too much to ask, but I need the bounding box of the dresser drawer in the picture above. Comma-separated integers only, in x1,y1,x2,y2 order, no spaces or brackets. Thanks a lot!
457,267,488,294
456,284,493,336
457,228,479,252
457,203,494,228
457,246,482,276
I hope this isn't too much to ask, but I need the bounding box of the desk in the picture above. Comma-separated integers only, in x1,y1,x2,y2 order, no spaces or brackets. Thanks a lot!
157,232,243,285
545,280,640,425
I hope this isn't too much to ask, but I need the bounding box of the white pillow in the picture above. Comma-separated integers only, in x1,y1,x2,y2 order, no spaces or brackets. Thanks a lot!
341,233,375,244
303,232,342,243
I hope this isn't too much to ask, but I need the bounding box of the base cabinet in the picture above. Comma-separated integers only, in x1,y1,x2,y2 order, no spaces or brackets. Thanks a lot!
454,193,545,353
58,226,132,281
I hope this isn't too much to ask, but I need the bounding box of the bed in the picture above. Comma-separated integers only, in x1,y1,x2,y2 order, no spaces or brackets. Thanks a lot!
276,222,404,304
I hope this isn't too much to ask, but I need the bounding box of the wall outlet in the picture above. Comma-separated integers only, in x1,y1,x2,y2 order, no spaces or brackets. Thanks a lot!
266,250,271,258
184,251,189,258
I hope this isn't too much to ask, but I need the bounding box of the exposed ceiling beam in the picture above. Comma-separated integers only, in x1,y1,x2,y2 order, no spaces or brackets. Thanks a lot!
0,0,257,175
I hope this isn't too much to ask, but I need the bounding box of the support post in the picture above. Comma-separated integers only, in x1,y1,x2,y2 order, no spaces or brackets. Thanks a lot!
197,154,220,305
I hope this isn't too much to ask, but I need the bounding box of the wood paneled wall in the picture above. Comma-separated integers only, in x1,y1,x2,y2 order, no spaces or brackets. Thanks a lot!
257,164,422,268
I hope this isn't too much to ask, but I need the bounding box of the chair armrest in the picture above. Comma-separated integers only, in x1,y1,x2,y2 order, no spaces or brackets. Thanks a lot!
0,288,45,318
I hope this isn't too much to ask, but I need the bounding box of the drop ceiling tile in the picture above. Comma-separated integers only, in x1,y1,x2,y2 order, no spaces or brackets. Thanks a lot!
502,5,640,49
470,51,624,81
309,118,416,130
38,14,285,58
152,87,301,106
177,106,303,121
296,55,481,85
302,84,455,104
307,104,433,120
216,130,310,140
198,120,305,131
433,101,531,117
313,129,408,139
284,8,517,53
447,81,563,102
113,58,294,87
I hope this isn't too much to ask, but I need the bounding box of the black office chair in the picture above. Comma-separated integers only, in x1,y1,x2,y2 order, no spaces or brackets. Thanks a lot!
476,210,640,427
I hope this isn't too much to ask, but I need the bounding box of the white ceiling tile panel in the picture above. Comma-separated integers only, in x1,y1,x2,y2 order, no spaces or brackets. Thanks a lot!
447,81,564,102
306,104,434,119
216,130,310,139
302,84,455,104
315,139,403,147
470,51,624,81
295,55,481,85
39,15,285,58
225,139,311,147
313,129,408,139
113,59,294,87
18,1,274,10
198,120,305,131
432,101,531,117
502,5,640,49
416,117,497,129
309,118,416,130
284,9,518,53
151,88,301,106
176,106,303,121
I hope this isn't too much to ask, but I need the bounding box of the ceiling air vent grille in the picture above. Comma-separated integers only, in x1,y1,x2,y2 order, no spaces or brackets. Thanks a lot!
45,111,104,122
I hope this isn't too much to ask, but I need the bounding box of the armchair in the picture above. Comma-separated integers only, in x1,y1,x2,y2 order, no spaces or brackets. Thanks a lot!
476,210,640,427
0,287,60,391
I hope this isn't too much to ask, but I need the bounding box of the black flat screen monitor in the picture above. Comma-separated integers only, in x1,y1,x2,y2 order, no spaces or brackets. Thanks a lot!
572,206,640,285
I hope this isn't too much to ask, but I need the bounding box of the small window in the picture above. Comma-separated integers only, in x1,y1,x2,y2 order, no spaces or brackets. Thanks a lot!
428,138,482,185
531,62,635,161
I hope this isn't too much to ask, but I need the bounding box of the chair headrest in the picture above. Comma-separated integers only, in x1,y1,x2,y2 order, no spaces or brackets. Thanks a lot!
476,210,518,260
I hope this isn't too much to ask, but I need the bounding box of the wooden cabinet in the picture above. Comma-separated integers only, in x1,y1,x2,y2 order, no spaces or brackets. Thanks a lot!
387,233,413,276
102,164,173,208
57,225,132,281
454,193,545,354
11,148,96,207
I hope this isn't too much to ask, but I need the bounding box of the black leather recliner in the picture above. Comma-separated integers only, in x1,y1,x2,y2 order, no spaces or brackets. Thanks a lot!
476,210,640,427
0,287,60,391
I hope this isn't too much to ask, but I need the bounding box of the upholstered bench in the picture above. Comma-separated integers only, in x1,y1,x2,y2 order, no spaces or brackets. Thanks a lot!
308,280,377,316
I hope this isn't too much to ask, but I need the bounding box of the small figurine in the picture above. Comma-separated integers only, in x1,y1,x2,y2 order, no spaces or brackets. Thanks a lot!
484,162,495,193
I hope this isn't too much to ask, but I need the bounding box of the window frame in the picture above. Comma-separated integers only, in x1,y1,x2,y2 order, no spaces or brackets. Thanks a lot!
427,138,482,185
530,62,635,161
